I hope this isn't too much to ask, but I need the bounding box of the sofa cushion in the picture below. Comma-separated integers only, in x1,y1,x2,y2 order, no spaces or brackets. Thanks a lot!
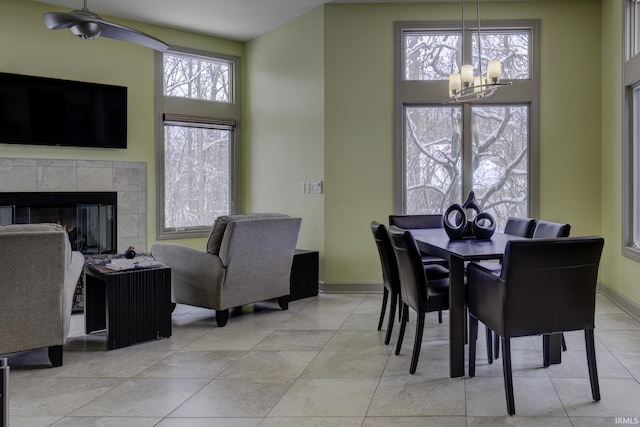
0,223,65,233
206,213,288,254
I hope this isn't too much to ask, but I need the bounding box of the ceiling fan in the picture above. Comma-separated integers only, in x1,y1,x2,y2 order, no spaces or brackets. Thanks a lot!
43,0,169,51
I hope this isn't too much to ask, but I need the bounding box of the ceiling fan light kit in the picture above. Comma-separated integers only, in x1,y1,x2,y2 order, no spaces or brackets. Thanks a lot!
70,21,102,39
43,0,169,51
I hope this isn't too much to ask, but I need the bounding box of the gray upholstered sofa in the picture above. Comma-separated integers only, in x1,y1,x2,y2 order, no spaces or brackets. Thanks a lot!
151,213,301,327
0,223,84,366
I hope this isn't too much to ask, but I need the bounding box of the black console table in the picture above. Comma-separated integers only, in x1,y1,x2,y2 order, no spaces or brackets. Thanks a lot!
84,263,172,350
289,249,319,301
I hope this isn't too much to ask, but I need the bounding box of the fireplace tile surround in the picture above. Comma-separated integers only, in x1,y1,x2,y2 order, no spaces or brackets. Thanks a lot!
0,157,146,253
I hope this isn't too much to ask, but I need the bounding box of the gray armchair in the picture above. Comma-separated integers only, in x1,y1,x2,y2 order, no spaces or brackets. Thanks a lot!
0,223,84,367
151,214,301,327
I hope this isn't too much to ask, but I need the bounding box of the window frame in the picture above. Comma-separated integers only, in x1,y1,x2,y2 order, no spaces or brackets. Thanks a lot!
155,46,241,239
394,20,541,220
623,1,640,261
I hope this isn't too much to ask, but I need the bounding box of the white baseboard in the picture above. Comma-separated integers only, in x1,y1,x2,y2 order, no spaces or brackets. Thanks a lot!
598,282,640,322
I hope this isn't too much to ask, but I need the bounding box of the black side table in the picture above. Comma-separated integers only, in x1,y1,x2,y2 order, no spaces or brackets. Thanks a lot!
84,264,172,350
289,249,319,301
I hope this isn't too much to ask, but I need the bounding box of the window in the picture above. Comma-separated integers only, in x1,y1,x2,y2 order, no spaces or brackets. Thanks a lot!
624,1,640,260
395,20,540,230
156,48,241,238
163,54,232,102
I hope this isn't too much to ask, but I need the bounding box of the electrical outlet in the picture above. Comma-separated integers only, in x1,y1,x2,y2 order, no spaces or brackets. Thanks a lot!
309,181,323,194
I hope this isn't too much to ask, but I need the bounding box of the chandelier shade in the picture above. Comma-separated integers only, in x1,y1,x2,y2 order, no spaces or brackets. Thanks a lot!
443,0,511,104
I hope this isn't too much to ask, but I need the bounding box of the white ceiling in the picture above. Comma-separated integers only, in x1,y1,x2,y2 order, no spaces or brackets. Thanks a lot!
34,0,463,42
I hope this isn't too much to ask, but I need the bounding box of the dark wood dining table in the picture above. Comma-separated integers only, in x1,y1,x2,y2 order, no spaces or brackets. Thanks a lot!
410,228,564,378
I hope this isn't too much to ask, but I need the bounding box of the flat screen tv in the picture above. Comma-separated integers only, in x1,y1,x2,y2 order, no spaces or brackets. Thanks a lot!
0,72,127,149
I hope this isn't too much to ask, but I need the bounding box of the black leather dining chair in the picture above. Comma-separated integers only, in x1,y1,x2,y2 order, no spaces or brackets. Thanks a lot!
371,221,451,344
504,216,537,238
389,214,449,323
388,226,450,374
389,214,449,270
371,221,402,345
467,236,604,415
532,219,571,238
388,213,443,230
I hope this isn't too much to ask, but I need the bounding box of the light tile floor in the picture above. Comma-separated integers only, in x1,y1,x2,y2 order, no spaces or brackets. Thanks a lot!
4,292,640,426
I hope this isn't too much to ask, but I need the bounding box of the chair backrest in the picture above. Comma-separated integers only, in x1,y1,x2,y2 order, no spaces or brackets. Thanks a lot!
503,217,537,238
499,236,604,337
0,223,83,355
371,222,401,294
532,220,571,238
218,216,301,308
388,226,428,312
207,213,288,255
389,214,443,230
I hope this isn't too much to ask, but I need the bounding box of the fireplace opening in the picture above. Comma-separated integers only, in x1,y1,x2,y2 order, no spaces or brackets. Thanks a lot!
0,192,117,254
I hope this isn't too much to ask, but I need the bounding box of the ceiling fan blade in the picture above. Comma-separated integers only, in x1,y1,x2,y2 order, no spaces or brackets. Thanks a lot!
43,7,168,51
96,19,169,51
43,11,85,30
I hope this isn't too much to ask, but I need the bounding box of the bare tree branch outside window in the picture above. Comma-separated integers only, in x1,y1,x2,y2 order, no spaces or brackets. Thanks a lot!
164,126,230,228
163,53,231,102
403,30,530,230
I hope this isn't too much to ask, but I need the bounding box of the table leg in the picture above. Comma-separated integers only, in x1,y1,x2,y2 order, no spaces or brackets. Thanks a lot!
84,272,106,334
449,256,466,378
543,333,563,366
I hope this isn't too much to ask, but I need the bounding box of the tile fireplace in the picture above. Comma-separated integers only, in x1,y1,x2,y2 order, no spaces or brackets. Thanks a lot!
0,158,146,254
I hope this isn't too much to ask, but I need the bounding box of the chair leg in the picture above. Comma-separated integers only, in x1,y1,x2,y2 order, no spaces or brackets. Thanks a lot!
409,311,425,374
469,315,478,377
378,288,389,331
277,296,289,310
494,331,500,359
216,309,229,327
438,310,443,324
561,333,567,351
395,303,409,356
585,329,601,401
542,334,551,367
485,326,494,365
501,338,516,415
384,291,398,345
464,307,468,345
48,345,63,367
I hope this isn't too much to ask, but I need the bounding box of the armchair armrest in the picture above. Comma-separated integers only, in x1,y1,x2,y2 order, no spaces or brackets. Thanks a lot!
151,243,224,305
467,262,507,335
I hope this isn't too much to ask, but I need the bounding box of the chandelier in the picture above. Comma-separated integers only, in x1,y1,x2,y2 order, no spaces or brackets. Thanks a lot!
443,0,511,104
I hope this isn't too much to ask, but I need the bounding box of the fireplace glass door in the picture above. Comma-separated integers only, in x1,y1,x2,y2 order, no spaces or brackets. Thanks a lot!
78,204,116,253
0,192,117,254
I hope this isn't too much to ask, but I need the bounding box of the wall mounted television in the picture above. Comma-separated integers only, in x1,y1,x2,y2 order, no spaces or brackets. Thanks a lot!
0,72,127,149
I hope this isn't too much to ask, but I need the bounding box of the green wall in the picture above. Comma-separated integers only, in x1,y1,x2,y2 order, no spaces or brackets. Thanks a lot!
600,0,640,307
245,7,325,275
0,0,244,251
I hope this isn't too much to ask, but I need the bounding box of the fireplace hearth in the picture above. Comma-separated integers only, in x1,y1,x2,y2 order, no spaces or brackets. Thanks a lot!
0,192,117,254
